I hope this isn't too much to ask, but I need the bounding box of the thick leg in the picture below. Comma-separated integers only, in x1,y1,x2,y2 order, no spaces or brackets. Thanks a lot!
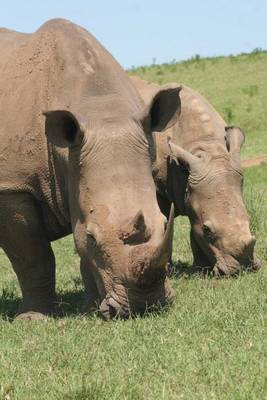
0,193,56,319
80,260,100,312
156,192,171,219
190,229,211,271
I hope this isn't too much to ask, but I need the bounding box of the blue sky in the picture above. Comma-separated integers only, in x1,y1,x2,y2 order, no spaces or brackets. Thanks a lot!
1,0,266,68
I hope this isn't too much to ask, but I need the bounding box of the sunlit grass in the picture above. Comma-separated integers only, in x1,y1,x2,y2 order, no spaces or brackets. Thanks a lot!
0,165,266,399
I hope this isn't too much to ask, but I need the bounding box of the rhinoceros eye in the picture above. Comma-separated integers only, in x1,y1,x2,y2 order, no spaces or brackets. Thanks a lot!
192,148,205,159
203,221,216,242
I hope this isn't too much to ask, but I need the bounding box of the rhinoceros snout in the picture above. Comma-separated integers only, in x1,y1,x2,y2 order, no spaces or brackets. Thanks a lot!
99,283,175,320
99,296,129,320
213,238,260,276
230,234,256,267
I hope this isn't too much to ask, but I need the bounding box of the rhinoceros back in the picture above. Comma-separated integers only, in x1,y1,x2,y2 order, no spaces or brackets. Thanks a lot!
0,19,143,200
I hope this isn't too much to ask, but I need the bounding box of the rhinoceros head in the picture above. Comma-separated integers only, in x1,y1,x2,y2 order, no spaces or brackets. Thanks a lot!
168,127,261,276
43,84,181,318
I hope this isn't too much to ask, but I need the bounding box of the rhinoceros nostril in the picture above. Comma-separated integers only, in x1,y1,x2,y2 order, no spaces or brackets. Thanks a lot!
99,298,117,320
99,296,129,320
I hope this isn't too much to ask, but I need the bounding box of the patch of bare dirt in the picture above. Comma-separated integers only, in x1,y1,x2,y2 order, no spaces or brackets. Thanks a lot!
242,155,267,168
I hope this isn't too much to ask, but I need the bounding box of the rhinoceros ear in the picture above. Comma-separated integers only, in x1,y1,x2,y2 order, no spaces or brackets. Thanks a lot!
146,84,182,132
43,110,84,148
225,126,245,165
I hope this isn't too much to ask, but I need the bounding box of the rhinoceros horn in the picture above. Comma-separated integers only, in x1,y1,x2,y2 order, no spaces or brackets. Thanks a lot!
151,203,175,269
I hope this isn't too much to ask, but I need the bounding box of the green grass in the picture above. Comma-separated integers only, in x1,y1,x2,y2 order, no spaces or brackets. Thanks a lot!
1,51,267,399
0,165,266,400
130,50,267,159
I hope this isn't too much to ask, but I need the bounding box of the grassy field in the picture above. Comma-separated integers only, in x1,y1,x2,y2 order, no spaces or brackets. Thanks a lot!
0,52,266,400
0,167,266,400
130,50,267,159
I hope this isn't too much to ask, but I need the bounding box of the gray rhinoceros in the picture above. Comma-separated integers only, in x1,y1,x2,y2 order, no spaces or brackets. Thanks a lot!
131,76,260,276
0,19,182,320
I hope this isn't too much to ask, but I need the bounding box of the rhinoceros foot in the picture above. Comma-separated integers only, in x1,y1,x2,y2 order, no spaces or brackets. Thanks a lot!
15,311,48,321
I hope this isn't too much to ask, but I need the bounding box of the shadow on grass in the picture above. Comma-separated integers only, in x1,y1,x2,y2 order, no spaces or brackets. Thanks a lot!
0,288,85,321
169,260,212,279
0,289,20,321
0,263,217,320
62,384,104,400
0,288,173,322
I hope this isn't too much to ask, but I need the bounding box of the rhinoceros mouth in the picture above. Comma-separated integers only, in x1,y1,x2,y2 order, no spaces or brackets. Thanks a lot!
99,283,175,320
212,256,261,277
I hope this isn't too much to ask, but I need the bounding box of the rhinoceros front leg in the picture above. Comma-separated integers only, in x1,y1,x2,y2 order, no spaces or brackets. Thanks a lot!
80,260,100,313
190,229,212,273
0,193,56,320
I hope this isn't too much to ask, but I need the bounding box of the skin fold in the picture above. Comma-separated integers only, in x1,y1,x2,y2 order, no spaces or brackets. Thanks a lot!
131,76,261,276
0,19,183,320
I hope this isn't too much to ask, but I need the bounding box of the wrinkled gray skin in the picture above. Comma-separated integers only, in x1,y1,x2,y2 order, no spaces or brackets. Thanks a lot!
131,76,260,276
0,20,182,320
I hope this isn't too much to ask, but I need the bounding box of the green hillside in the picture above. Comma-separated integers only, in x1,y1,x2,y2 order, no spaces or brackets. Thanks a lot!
130,50,267,159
